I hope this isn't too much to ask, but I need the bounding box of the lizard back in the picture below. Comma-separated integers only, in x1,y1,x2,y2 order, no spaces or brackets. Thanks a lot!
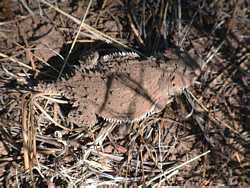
36,52,199,125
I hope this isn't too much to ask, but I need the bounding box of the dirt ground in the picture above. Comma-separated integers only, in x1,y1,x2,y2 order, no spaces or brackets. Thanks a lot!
0,0,249,187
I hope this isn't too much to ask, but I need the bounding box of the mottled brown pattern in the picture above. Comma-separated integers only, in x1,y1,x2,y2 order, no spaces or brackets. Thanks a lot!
36,51,199,126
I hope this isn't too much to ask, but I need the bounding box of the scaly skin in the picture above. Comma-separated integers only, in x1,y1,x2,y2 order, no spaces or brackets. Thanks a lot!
36,51,199,126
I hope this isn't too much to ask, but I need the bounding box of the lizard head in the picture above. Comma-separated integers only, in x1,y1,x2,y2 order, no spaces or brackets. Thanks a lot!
150,52,200,113
158,49,201,95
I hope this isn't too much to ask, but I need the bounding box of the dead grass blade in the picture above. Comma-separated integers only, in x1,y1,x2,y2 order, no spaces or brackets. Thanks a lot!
177,0,182,46
32,93,70,131
57,0,93,79
40,95,69,104
127,13,144,46
95,122,117,145
204,41,225,67
39,0,132,50
21,93,30,170
0,52,33,70
145,150,210,186
21,92,38,176
20,0,35,17
184,89,239,134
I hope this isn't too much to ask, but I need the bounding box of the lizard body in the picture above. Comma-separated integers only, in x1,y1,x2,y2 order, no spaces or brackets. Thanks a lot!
36,50,199,126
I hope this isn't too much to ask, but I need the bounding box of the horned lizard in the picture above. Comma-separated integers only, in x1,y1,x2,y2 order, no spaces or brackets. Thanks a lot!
36,49,200,126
